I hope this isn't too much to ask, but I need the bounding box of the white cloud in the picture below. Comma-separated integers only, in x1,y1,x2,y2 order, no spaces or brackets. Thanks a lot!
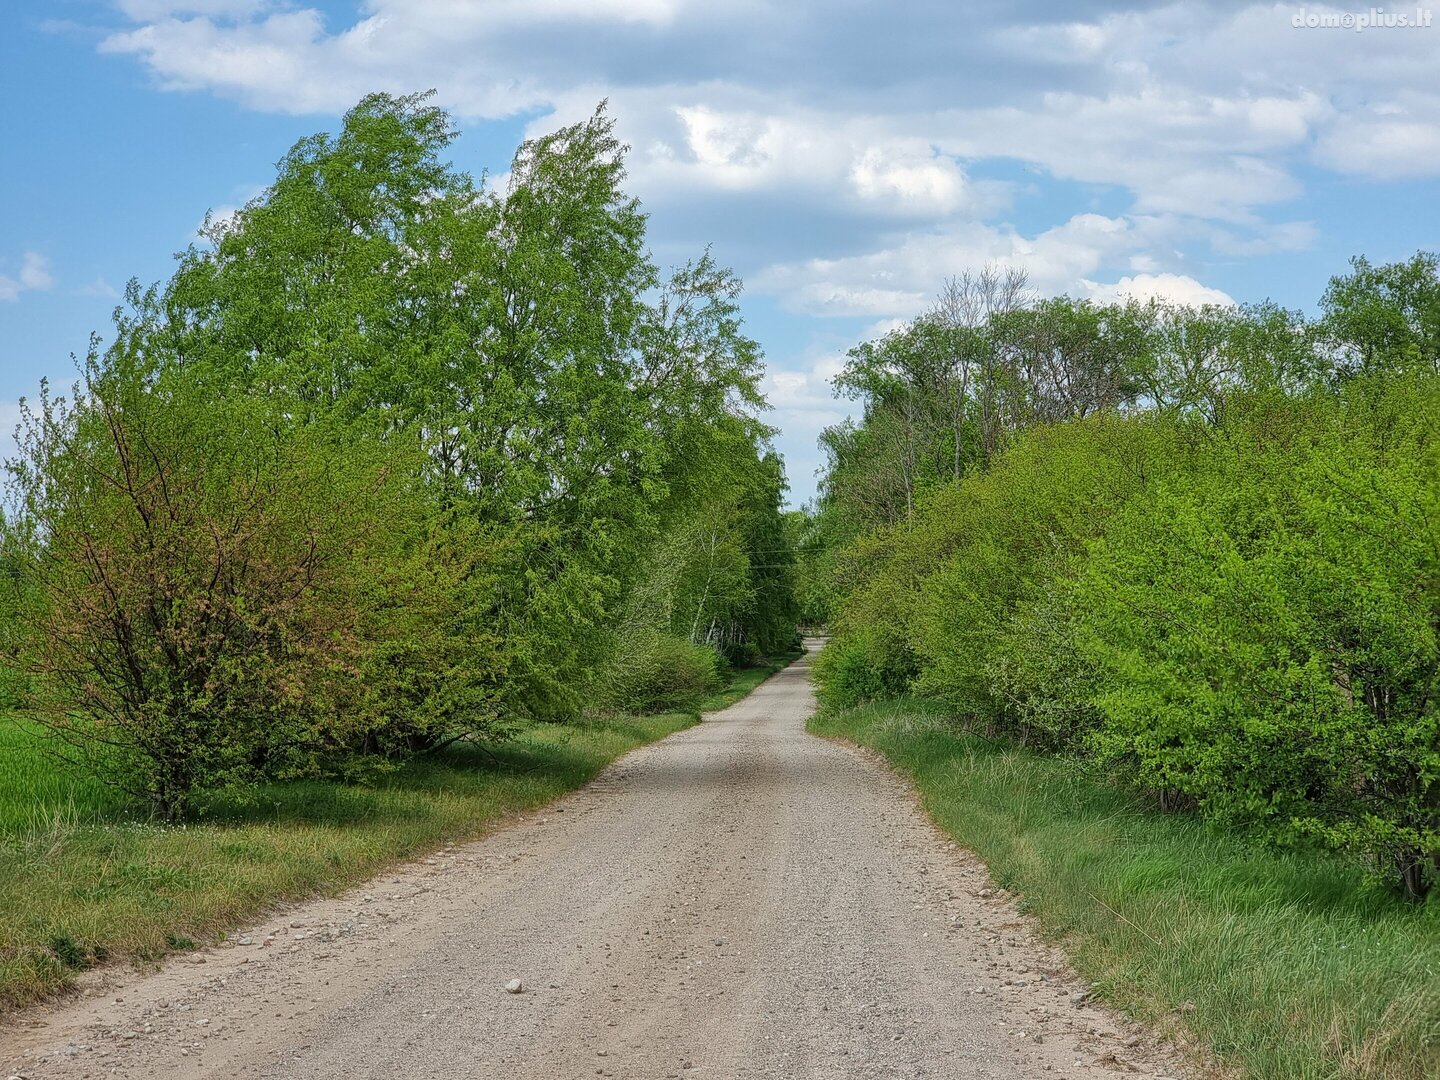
935,92,1323,220
0,252,56,302
757,212,1159,319
760,353,852,496
764,354,847,415
92,0,1440,240
395,0,690,28
77,277,122,299
1079,272,1236,307
1314,94,1440,178
849,142,967,216
19,252,55,291
116,0,272,18
619,104,981,221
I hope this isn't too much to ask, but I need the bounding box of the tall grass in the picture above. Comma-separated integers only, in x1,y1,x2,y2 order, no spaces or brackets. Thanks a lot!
0,719,128,834
812,697,1440,1080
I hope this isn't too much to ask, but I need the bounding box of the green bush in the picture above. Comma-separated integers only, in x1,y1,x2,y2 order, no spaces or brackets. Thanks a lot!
810,253,1440,899
598,631,726,713
815,376,1439,898
812,625,917,708
1,353,507,817
1074,382,1440,896
911,414,1194,734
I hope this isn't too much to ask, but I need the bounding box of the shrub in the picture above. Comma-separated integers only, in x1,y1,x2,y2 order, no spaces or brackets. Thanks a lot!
912,418,1174,719
1074,383,1440,896
812,625,917,708
598,631,725,713
0,351,471,818
983,579,1105,748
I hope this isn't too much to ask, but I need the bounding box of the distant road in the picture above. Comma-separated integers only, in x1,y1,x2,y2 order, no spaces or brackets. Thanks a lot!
2,640,1185,1079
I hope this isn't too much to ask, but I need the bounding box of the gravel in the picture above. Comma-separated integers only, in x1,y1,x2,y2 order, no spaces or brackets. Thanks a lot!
0,641,1191,1080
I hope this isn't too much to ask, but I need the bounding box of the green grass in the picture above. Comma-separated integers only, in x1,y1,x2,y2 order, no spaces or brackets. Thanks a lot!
0,655,797,1013
0,718,128,833
811,697,1440,1080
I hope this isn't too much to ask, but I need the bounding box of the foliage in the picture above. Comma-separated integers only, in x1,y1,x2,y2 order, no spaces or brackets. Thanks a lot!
597,631,725,714
1,91,797,819
785,507,838,628
811,253,1440,897
1322,252,1440,377
0,349,490,817
810,625,917,708
1075,382,1440,897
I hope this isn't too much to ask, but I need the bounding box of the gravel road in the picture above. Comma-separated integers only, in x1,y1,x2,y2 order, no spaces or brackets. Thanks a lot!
1,641,1190,1080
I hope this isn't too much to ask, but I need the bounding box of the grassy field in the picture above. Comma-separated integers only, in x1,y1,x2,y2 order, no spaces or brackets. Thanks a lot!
811,697,1440,1080
0,655,797,1012
0,720,129,834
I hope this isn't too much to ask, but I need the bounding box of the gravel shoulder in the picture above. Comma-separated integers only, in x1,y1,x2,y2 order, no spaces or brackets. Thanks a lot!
1,641,1192,1079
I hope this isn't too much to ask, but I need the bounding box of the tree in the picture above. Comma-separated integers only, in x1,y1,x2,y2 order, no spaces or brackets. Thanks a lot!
1,348,442,818
3,91,797,822
138,93,780,721
1322,252,1440,377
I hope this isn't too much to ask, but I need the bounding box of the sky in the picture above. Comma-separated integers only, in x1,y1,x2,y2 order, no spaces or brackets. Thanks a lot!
1,1,1437,504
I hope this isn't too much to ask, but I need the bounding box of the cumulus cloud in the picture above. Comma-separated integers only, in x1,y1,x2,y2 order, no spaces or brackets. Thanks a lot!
1079,273,1236,307
90,1,1439,269
0,252,56,302
19,252,54,291
1314,94,1440,178
86,0,1440,501
760,353,851,498
115,0,272,18
757,212,1163,319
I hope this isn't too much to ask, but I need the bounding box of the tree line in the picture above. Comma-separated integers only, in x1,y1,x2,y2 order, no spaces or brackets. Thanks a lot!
806,254,1440,899
0,92,798,819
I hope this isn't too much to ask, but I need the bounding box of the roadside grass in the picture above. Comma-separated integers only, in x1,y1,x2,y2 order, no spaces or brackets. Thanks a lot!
0,654,798,1013
810,697,1440,1080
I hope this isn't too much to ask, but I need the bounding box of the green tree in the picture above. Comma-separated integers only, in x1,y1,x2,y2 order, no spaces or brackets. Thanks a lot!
1322,252,1440,377
1,348,449,818
2,90,796,815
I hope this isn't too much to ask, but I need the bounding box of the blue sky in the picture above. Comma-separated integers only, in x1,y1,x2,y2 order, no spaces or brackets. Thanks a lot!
2,1,1437,504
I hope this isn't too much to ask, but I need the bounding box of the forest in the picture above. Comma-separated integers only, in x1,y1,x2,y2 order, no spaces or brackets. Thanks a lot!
803,256,1440,900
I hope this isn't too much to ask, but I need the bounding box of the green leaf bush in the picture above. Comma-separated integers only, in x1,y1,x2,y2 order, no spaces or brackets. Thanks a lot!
597,631,726,714
813,254,1440,896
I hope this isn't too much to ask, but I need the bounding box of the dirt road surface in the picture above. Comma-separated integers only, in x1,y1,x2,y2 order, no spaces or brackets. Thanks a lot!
2,641,1190,1080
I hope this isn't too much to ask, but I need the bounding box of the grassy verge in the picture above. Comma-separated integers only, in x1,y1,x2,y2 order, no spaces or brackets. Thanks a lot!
811,697,1440,1080
0,655,797,1013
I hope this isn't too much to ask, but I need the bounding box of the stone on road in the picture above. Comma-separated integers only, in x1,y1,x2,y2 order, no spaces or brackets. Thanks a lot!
0,640,1188,1079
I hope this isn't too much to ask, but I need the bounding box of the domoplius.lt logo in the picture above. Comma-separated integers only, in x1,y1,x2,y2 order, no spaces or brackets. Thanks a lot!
1291,6,1434,29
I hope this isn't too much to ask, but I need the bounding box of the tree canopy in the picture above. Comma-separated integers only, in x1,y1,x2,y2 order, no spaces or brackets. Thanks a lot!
1,92,799,818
